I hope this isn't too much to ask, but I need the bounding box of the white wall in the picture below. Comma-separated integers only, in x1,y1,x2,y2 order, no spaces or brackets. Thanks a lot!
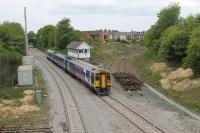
67,42,91,59
78,49,90,58
68,49,78,58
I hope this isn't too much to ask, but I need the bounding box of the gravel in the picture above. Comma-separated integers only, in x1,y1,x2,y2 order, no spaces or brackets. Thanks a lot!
31,49,144,133
32,49,200,133
111,72,200,133
34,58,66,133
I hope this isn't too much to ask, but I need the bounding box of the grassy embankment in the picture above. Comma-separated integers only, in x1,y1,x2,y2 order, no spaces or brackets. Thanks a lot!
0,67,49,126
92,42,200,114
132,49,200,114
90,41,133,68
0,46,22,88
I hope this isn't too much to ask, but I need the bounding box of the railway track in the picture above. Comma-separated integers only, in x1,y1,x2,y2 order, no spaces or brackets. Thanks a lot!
100,96,166,133
30,49,88,133
32,49,165,133
0,120,52,133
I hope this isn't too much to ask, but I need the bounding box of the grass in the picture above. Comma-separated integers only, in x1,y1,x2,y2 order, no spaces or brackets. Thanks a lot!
0,67,49,126
131,49,164,87
131,49,200,114
90,42,133,68
0,87,29,99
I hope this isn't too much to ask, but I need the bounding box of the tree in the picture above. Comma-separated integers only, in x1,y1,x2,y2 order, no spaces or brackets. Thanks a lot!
28,31,36,47
144,3,181,53
56,18,82,49
156,3,181,35
0,21,25,54
184,26,200,73
159,26,189,61
144,25,160,52
36,25,56,49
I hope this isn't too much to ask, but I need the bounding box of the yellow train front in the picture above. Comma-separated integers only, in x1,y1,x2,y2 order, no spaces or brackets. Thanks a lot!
93,70,112,95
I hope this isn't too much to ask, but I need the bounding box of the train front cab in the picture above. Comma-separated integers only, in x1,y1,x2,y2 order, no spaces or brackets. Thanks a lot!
93,71,112,95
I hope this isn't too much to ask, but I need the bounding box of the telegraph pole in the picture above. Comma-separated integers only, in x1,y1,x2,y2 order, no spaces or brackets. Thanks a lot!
24,7,29,55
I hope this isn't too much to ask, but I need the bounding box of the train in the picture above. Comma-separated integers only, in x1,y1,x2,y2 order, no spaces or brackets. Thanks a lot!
46,50,112,95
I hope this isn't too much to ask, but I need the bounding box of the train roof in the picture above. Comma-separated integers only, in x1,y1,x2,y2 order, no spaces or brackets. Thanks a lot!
47,49,56,53
71,58,99,71
55,52,66,59
71,58,108,72
50,50,108,72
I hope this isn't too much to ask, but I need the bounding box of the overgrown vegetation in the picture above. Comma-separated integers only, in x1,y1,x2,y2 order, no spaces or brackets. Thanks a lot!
0,21,25,54
132,49,164,86
145,3,200,74
0,21,24,89
132,50,200,114
140,3,200,114
0,68,49,126
90,41,135,68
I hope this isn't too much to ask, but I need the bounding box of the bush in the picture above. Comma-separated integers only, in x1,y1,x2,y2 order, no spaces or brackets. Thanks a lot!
183,26,200,73
144,3,181,53
159,26,189,61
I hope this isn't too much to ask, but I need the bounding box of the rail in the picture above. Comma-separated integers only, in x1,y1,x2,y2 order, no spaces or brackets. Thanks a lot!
31,49,88,133
0,120,52,133
99,96,165,133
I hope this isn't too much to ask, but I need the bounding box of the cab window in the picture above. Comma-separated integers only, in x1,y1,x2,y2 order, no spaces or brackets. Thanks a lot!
107,74,111,81
95,74,100,80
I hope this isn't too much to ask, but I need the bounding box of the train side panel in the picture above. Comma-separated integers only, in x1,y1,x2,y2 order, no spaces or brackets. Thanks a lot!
54,55,65,69
47,50,54,61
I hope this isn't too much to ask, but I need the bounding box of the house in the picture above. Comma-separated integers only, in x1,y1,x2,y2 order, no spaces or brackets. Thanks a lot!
83,29,144,42
83,30,108,42
127,31,144,41
66,41,92,62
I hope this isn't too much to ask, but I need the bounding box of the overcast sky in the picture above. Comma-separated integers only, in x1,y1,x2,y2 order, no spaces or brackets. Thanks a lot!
0,0,199,32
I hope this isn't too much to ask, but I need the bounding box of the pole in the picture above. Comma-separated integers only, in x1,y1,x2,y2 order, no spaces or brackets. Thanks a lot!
24,7,28,55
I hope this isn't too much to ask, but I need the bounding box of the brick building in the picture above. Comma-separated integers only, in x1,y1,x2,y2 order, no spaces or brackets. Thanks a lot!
83,29,144,42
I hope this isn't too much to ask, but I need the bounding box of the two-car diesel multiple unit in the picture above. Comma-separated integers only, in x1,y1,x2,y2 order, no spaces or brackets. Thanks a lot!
47,50,112,95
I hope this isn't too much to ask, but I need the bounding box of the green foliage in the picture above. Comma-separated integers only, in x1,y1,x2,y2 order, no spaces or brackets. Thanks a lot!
144,3,200,73
0,21,23,89
0,87,27,99
144,3,181,53
181,15,200,32
156,3,180,34
28,31,36,46
0,45,21,64
0,21,25,54
36,25,56,49
36,18,83,50
159,26,189,61
183,26,200,73
56,18,82,49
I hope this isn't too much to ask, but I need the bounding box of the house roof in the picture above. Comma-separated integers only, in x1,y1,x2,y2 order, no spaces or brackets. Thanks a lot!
66,41,92,49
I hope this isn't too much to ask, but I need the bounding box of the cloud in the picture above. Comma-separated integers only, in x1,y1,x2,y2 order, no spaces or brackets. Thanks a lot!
0,0,199,32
